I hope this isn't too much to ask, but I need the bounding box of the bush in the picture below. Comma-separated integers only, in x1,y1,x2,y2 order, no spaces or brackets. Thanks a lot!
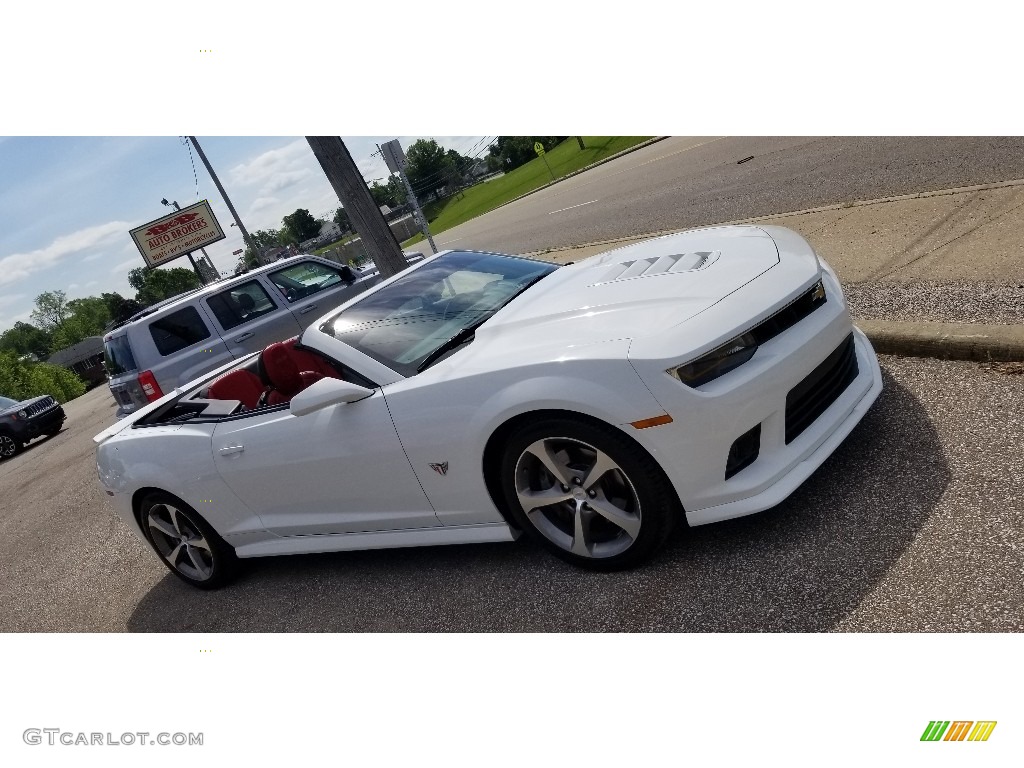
0,351,86,403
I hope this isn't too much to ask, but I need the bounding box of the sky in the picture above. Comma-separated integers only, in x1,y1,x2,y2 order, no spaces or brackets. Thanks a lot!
0,135,493,334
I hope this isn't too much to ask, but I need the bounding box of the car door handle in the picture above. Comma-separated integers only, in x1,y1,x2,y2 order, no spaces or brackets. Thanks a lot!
218,444,244,456
298,304,318,315
233,332,255,342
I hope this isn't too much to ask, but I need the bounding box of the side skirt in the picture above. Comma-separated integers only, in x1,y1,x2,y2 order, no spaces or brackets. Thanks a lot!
231,522,518,559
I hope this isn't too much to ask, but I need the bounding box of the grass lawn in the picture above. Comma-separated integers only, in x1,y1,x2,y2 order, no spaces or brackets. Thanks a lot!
403,136,653,245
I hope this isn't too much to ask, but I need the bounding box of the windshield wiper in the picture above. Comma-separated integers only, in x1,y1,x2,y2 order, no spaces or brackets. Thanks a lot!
416,315,492,372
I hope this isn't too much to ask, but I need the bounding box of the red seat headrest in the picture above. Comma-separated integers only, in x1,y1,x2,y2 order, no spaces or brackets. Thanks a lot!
207,370,265,410
261,341,303,396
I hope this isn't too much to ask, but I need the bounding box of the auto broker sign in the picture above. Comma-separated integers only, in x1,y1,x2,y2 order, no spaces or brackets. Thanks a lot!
129,200,226,268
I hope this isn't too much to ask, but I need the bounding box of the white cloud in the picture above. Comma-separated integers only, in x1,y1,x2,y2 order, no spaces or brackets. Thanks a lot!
228,139,312,188
110,258,140,274
0,221,130,288
260,169,311,195
250,197,278,213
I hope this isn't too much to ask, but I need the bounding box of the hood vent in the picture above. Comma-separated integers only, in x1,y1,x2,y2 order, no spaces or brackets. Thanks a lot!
593,250,720,284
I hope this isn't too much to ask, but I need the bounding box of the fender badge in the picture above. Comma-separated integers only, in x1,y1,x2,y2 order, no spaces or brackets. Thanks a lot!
429,462,449,476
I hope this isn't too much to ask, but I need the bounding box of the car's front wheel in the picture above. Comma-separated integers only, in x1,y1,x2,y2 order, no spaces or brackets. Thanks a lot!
0,434,22,460
499,418,678,569
139,492,237,589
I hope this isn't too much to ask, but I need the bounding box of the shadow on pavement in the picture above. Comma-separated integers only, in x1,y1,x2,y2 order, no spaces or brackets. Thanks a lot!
127,369,947,632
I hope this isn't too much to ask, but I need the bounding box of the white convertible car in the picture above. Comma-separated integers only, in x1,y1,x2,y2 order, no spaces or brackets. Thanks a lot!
95,225,882,588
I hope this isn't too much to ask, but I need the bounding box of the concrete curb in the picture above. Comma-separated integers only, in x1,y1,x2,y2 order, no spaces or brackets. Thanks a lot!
858,319,1024,362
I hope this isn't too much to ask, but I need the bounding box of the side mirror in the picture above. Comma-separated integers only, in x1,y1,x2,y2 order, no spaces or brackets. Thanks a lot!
290,378,374,417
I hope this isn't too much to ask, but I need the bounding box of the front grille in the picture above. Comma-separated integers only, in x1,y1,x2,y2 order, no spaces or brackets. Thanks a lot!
785,334,858,444
25,397,56,418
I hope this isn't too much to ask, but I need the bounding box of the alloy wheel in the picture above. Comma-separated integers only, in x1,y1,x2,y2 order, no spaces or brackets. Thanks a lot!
514,436,642,559
145,503,216,582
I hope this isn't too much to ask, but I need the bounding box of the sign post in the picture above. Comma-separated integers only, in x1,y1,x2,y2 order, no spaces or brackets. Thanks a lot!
535,141,555,182
382,139,437,254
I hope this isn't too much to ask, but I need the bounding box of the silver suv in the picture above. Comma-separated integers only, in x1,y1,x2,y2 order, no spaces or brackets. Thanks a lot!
104,255,382,416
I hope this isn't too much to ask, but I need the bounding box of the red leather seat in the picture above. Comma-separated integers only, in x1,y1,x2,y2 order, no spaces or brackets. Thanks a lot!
260,342,324,405
281,338,343,379
207,370,266,410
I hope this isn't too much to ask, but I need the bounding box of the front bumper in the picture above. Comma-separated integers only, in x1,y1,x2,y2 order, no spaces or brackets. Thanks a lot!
22,405,66,440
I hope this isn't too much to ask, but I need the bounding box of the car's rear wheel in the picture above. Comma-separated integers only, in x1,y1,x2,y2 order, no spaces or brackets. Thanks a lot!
0,434,22,460
139,492,237,589
499,418,677,569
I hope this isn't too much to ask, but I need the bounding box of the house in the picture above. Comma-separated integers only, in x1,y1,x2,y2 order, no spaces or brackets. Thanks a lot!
47,336,107,387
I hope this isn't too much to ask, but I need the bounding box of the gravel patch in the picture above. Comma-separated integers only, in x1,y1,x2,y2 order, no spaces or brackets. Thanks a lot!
844,279,1024,325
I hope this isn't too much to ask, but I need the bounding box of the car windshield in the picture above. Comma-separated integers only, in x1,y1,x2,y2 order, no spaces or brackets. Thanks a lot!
0,396,18,409
322,251,557,376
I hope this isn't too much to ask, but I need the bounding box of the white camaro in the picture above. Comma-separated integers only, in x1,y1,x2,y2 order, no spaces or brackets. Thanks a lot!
95,225,882,588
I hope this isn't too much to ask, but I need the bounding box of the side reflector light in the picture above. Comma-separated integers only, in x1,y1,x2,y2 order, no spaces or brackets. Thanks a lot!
630,414,674,429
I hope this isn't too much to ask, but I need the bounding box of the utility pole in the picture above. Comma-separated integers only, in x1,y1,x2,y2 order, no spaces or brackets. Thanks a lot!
187,136,261,265
306,137,409,279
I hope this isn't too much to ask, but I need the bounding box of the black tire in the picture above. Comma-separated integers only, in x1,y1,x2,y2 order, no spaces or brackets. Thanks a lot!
0,434,22,460
139,491,238,589
498,418,678,570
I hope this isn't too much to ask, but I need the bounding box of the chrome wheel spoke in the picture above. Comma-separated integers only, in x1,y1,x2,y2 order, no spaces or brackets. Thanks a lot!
166,506,185,536
570,504,593,556
587,497,641,540
517,485,574,513
582,451,619,491
148,516,178,539
164,542,183,568
187,534,211,555
522,439,575,487
186,546,212,579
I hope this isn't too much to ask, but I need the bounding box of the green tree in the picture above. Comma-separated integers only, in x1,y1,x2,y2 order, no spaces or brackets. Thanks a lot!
406,139,453,199
251,229,283,249
0,351,85,403
29,290,71,332
487,136,567,172
333,207,351,232
101,292,143,325
128,266,202,307
49,297,111,350
281,208,321,244
0,322,53,359
368,177,407,209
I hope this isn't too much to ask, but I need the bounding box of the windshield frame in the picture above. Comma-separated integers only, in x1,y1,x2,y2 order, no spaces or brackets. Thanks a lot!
320,251,557,377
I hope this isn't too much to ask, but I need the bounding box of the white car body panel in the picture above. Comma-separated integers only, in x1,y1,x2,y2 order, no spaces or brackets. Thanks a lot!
211,390,439,536
95,225,883,567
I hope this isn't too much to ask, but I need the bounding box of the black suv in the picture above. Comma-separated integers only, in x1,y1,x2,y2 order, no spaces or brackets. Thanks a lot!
0,395,66,459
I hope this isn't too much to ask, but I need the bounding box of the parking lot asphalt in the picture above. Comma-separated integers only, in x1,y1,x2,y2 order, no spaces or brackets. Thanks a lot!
1,355,1020,632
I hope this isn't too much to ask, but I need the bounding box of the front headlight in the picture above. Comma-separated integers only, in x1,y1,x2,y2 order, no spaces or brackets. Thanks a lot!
669,332,759,388
17,410,27,419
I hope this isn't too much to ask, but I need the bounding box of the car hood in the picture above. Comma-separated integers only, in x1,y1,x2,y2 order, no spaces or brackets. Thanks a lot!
478,226,780,351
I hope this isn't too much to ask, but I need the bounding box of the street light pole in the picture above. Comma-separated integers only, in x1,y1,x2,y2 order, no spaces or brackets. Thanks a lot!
187,136,261,265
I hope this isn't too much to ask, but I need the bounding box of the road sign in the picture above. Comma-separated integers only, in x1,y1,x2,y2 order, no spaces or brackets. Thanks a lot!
382,139,407,173
129,200,226,268
534,142,545,157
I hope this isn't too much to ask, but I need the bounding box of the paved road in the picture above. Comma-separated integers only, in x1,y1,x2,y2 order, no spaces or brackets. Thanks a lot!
1,355,1020,632
424,136,1024,255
